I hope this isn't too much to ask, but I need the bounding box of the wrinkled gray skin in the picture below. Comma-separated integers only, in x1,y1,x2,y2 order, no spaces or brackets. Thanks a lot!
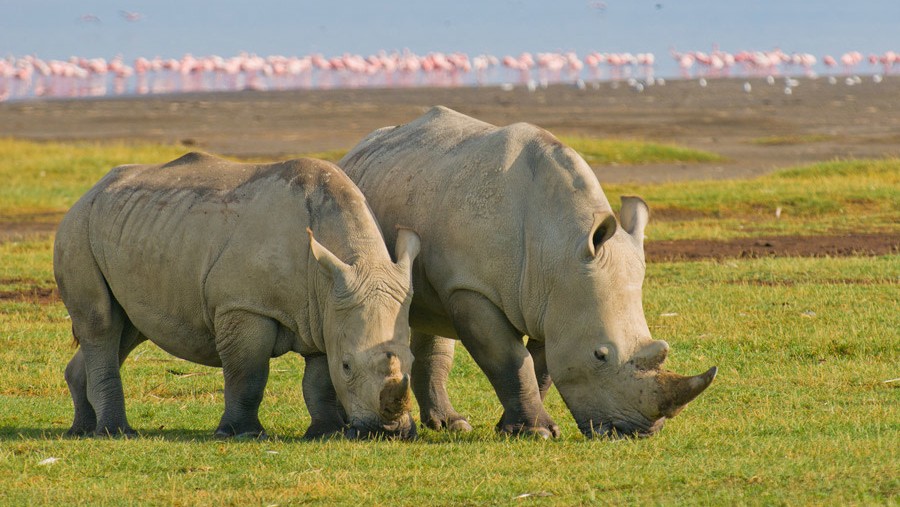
340,107,716,438
54,153,420,440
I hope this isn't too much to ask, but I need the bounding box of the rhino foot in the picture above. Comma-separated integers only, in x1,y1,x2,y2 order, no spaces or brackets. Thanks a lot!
65,426,95,438
422,411,473,433
495,415,561,439
302,423,346,440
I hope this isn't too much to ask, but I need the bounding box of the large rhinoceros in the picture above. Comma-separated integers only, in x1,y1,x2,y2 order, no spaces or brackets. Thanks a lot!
54,152,420,440
340,106,716,438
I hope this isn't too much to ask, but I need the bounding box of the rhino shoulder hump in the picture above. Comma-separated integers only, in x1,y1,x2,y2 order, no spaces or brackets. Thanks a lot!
161,151,220,168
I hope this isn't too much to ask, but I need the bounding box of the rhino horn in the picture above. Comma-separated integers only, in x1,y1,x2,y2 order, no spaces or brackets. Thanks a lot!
379,373,411,421
632,340,669,370
656,366,717,418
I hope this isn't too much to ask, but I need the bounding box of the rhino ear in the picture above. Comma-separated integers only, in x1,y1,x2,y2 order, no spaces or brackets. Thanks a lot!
620,196,649,249
394,227,421,275
585,212,618,259
307,228,353,284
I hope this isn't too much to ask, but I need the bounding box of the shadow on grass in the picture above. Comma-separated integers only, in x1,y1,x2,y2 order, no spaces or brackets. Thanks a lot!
0,426,308,443
0,422,564,444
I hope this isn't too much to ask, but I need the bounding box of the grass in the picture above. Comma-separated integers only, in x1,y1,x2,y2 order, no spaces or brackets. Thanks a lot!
558,135,723,165
0,139,344,221
0,138,897,504
606,158,900,240
3,139,897,243
1,243,897,505
0,139,190,220
751,134,835,146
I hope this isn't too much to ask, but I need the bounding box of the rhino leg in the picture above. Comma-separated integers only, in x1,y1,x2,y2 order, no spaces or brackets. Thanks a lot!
63,287,137,436
448,290,560,438
301,353,348,439
64,348,97,436
526,338,553,401
496,338,554,430
410,333,472,432
65,323,146,437
213,311,276,440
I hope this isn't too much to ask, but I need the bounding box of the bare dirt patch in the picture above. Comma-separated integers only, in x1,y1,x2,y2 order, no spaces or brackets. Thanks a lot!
0,278,58,305
646,233,899,262
0,222,57,243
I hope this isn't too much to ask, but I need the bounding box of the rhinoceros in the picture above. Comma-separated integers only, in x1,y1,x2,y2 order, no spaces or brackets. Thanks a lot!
340,106,716,438
54,152,420,440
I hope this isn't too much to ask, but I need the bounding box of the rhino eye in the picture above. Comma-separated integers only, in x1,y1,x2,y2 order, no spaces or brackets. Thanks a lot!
342,361,352,375
594,346,609,362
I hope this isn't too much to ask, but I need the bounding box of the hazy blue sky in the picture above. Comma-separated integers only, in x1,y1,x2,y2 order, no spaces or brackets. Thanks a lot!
3,1,898,76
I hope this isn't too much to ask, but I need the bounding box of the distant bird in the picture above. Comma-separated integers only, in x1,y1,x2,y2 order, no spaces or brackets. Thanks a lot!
78,14,101,23
743,82,751,93
119,10,144,22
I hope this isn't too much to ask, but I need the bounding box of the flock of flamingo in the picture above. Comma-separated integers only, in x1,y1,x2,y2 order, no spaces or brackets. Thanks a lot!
1,48,897,101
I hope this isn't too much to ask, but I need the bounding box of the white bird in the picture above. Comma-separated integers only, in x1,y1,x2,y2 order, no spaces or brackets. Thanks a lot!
743,82,751,93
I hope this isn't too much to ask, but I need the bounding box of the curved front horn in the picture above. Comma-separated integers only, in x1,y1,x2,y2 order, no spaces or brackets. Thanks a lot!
656,366,717,418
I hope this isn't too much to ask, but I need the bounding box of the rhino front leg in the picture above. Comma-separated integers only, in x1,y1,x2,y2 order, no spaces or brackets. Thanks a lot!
214,311,277,439
448,290,560,438
301,353,348,439
410,333,472,432
527,338,553,401
65,323,146,437
495,338,554,430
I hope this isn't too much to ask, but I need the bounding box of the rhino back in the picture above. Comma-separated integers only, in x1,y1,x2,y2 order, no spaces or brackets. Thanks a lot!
341,106,611,336
72,153,383,361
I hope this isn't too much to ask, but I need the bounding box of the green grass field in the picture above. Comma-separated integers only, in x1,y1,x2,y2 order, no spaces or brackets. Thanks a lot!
1,139,897,505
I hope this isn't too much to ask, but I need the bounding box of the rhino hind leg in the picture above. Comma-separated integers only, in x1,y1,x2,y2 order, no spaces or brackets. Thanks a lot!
213,311,277,440
410,333,472,432
64,348,97,436
64,323,146,437
301,354,348,439
61,280,137,436
448,290,560,439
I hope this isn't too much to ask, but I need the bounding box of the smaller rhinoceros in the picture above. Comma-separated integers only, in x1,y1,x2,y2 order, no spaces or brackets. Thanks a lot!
54,152,420,439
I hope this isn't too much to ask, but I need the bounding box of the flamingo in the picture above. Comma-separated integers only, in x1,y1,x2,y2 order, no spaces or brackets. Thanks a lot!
3,47,898,101
119,11,144,22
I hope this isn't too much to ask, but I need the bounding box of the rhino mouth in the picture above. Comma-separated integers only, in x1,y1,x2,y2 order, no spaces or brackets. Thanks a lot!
578,417,666,439
344,413,417,441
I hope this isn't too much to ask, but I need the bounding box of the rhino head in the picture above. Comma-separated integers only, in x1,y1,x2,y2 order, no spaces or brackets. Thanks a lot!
308,228,420,440
543,196,716,438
